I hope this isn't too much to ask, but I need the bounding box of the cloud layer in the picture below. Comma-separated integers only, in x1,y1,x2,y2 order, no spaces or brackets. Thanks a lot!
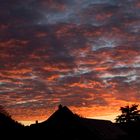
0,0,140,122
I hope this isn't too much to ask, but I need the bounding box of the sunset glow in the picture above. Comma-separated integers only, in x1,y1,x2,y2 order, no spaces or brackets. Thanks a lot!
0,0,140,125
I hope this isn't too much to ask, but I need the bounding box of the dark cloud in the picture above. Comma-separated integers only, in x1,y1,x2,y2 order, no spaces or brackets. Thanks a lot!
0,0,140,122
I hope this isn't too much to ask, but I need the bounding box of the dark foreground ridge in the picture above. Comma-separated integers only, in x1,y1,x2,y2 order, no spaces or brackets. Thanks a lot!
1,105,140,140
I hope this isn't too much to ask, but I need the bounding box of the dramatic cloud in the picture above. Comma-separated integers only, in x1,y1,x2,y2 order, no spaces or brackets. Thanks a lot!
0,0,140,124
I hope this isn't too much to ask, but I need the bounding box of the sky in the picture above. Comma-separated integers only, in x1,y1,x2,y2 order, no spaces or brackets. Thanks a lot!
0,0,140,125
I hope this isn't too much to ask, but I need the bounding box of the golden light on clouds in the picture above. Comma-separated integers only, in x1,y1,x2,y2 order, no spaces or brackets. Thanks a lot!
0,0,140,125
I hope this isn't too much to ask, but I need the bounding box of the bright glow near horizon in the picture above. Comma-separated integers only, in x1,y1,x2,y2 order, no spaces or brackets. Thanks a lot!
0,0,140,123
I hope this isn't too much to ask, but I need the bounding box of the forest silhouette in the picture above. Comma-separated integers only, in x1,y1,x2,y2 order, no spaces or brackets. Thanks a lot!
0,104,140,140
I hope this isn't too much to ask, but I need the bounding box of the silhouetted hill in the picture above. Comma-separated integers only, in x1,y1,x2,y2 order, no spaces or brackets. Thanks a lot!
0,109,24,139
30,105,100,140
0,105,131,140
82,118,126,140
116,122,140,140
0,112,22,129
29,105,126,140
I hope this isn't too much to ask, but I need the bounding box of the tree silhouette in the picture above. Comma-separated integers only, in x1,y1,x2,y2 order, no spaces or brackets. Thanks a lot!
0,105,23,129
0,105,10,117
115,104,140,123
